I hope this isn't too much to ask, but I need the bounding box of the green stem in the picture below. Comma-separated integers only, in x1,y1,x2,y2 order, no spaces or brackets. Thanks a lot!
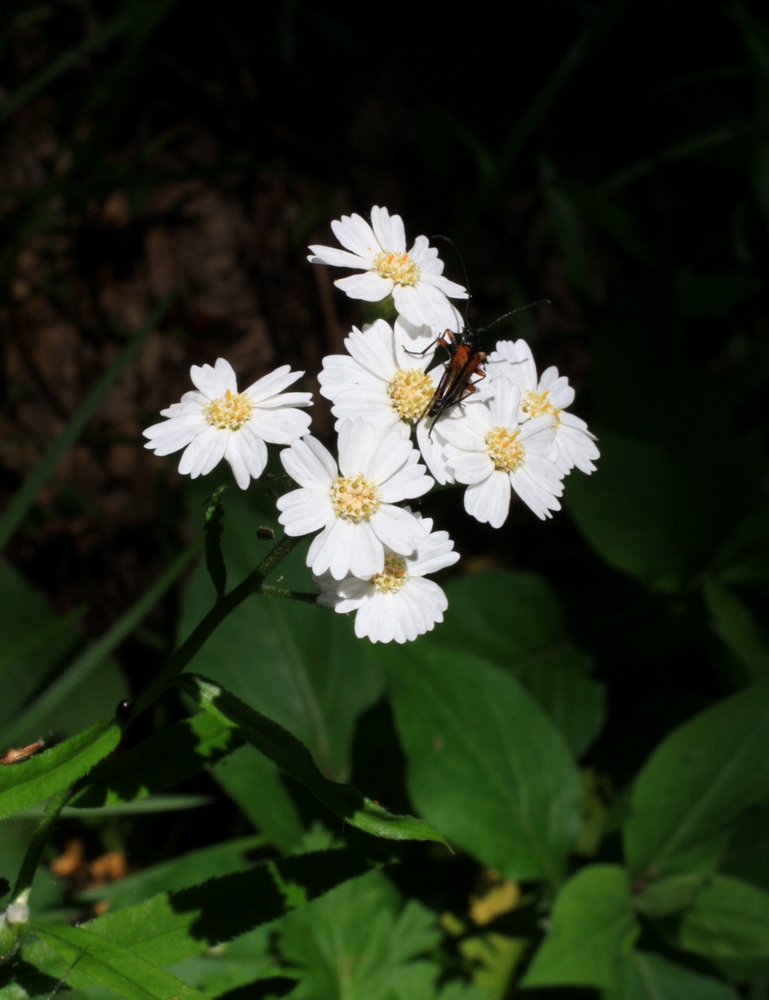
261,585,317,604
128,534,303,721
12,786,71,899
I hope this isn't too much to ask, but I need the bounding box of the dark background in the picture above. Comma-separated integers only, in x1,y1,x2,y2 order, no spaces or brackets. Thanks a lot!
1,0,768,914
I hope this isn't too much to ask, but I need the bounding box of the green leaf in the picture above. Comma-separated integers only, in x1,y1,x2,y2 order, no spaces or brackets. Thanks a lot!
720,801,769,892
565,433,709,591
427,569,605,756
709,503,769,585
77,836,266,910
606,951,739,1000
679,875,769,959
29,921,209,999
203,485,228,597
178,484,384,782
212,745,304,851
181,674,447,845
624,681,769,877
703,581,769,682
632,874,706,917
69,710,240,809
76,849,372,965
521,864,639,989
0,720,121,819
384,645,582,884
277,870,441,1000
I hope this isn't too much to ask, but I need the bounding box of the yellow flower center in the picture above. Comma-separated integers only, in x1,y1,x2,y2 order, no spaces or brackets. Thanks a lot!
372,551,408,593
388,367,435,422
522,388,561,428
486,426,525,473
202,389,253,430
331,473,380,522
374,250,421,286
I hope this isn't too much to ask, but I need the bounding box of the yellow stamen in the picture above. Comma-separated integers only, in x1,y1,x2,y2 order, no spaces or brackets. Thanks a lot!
374,250,421,286
522,388,561,428
486,426,525,473
331,473,380,522
388,367,435,422
372,551,408,593
202,389,253,430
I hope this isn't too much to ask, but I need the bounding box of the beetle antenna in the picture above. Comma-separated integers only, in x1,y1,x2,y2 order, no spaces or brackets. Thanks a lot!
432,234,472,325
476,299,551,334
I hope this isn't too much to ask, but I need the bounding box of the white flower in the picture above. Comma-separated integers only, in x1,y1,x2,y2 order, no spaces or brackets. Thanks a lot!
316,512,460,643
440,380,564,525
276,420,434,580
143,359,313,489
318,317,438,435
486,339,599,475
308,205,468,331
317,316,459,486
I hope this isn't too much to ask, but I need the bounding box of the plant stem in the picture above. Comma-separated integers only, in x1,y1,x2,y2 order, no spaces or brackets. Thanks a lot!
12,786,71,899
127,534,303,721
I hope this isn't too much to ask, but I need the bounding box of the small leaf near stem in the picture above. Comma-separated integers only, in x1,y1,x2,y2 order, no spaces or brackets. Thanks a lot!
203,485,228,598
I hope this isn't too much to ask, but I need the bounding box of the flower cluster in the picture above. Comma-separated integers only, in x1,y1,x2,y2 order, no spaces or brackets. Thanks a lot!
143,206,598,643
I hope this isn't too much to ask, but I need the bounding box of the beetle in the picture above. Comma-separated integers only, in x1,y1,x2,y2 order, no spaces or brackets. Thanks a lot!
412,302,549,438
406,236,549,436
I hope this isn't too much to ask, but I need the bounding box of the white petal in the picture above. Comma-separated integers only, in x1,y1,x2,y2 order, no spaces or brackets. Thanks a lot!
250,406,312,444
280,437,336,488
445,444,494,485
488,380,522,429
244,365,303,401
370,206,406,253
511,466,562,520
345,320,398,379
464,472,511,528
190,364,227,400
331,213,380,258
213,358,238,392
377,458,433,503
370,504,426,555
277,488,331,535
335,271,392,302
348,522,385,580
307,246,369,269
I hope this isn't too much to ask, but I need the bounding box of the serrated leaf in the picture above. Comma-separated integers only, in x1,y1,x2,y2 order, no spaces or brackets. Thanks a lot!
385,645,581,884
181,674,447,845
0,720,121,819
278,871,441,1000
606,950,739,1000
78,849,372,966
29,921,208,999
624,681,769,877
521,864,639,989
77,835,266,910
679,875,769,959
69,709,241,809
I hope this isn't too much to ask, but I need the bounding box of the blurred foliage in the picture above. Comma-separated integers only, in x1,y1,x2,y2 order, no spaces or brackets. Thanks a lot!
1,0,769,998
